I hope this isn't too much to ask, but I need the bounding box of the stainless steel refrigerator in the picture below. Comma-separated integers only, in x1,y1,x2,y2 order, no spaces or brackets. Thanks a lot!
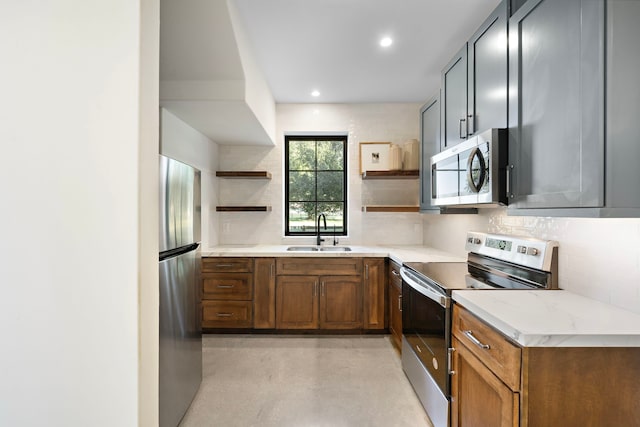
159,155,202,427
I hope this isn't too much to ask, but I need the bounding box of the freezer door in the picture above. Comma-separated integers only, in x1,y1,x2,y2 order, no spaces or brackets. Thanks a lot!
159,155,201,252
159,249,202,427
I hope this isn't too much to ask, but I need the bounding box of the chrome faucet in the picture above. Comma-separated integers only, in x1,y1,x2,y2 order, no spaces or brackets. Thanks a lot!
316,213,327,246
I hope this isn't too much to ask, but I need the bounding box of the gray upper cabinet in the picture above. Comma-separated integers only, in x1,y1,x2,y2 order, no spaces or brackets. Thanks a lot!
420,93,441,212
605,0,640,214
441,0,508,150
441,46,468,150
508,0,640,217
468,1,508,135
508,0,605,210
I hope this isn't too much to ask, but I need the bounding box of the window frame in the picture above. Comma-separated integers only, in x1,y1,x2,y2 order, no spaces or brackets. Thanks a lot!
284,135,348,237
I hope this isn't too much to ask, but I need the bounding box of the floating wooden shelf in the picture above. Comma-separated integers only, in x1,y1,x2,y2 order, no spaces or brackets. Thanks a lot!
216,171,272,179
216,206,272,212
361,205,420,213
361,170,419,179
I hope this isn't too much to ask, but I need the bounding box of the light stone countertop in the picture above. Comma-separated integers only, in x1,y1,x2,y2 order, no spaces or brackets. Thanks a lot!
452,289,640,347
202,244,465,265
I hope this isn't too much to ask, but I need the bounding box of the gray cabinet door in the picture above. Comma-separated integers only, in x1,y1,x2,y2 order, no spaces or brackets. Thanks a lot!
606,0,640,211
420,93,441,212
508,0,604,209
468,0,508,135
441,45,468,150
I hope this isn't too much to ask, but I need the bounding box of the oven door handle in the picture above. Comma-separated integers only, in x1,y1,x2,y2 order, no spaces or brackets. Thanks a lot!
400,268,450,308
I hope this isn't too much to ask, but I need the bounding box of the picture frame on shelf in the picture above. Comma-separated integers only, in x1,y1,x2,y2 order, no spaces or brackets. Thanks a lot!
359,142,391,174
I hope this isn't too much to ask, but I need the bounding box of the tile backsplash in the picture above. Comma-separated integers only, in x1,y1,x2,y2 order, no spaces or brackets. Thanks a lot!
423,208,640,314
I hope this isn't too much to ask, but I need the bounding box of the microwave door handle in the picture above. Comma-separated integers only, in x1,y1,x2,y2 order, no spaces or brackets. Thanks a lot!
466,147,487,193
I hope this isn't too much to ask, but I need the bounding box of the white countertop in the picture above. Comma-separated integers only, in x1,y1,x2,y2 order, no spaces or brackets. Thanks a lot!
202,244,465,265
453,290,640,347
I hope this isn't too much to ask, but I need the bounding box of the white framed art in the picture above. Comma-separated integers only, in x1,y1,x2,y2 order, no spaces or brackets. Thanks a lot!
359,142,391,173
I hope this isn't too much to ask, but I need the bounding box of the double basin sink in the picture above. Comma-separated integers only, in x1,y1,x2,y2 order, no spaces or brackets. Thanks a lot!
287,246,352,252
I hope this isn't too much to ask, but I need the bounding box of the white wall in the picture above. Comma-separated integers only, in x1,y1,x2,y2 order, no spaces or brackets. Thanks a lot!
423,209,640,314
0,1,158,425
215,103,423,246
161,109,220,248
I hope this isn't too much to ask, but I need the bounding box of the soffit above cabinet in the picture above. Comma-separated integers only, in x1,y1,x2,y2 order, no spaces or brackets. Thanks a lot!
160,0,275,146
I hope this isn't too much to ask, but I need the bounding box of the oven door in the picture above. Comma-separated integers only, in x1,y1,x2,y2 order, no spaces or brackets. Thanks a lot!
400,268,451,427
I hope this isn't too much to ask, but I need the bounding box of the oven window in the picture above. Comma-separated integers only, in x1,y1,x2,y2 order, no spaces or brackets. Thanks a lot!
402,282,448,395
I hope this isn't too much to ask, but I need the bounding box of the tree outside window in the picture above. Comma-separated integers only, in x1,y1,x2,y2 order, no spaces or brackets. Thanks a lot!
285,135,347,236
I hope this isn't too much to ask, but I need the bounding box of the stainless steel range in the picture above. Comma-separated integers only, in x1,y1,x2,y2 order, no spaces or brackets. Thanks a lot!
400,232,558,427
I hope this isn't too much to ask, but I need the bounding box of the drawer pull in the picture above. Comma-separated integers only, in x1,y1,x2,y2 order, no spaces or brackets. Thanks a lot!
215,263,234,268
416,344,422,353
398,295,402,311
391,269,400,276
216,313,233,317
217,284,235,288
464,330,490,350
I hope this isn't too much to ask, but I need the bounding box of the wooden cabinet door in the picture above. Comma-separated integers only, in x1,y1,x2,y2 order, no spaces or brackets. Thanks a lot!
363,258,386,329
319,276,362,329
508,0,604,209
276,276,318,329
388,261,402,351
451,337,519,427
253,258,275,329
441,44,468,150
419,93,441,212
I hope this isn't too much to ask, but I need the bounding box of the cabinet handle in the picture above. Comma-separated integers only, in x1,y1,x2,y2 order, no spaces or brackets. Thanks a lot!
365,264,369,280
467,114,473,136
398,295,402,312
459,118,466,139
506,164,513,199
448,348,456,375
314,281,318,297
270,263,275,277
321,281,325,297
217,284,234,288
216,312,233,317
391,269,400,277
416,344,423,353
463,330,490,349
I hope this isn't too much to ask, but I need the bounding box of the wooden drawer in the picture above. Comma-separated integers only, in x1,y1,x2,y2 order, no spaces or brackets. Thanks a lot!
202,272,252,300
202,257,253,273
453,304,521,391
276,257,363,276
202,300,252,328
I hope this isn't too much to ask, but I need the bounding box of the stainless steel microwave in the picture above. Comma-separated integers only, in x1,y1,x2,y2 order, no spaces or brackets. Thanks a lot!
430,128,508,207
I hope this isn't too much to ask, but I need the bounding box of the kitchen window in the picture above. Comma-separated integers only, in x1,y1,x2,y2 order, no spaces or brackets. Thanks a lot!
285,135,347,236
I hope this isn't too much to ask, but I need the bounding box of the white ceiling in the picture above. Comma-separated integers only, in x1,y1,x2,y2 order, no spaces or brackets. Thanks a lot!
233,0,502,104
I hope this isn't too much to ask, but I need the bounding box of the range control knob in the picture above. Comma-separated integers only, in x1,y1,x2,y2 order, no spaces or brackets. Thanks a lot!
527,247,539,256
517,245,527,254
473,238,481,245
467,237,474,243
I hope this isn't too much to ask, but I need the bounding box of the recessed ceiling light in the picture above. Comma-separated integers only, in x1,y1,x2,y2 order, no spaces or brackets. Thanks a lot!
311,90,320,97
380,37,393,47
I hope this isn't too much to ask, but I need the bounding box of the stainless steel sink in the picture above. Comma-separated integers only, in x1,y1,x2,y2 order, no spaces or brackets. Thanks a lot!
285,246,352,252
319,247,352,252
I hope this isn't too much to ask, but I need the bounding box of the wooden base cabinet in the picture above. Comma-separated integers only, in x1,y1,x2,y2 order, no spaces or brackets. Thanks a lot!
388,260,402,352
201,257,254,328
451,336,519,427
451,304,640,427
275,275,363,329
253,258,276,329
363,258,386,329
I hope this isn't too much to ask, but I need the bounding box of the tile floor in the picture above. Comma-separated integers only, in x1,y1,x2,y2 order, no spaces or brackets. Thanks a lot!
179,335,434,427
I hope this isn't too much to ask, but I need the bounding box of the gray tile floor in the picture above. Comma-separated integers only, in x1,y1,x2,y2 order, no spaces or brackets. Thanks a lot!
180,335,433,427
